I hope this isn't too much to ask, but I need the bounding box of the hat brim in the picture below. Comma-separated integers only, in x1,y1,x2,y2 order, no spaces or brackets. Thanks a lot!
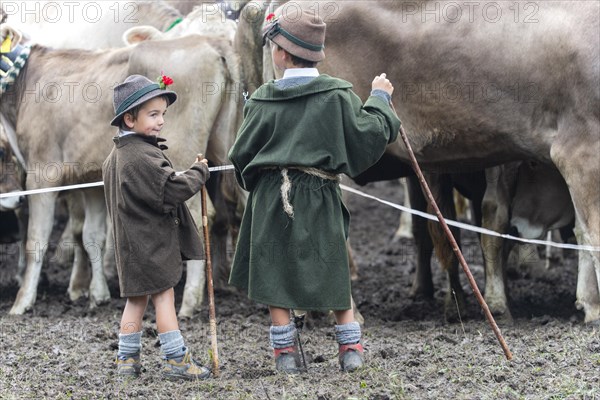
110,89,177,127
271,35,325,63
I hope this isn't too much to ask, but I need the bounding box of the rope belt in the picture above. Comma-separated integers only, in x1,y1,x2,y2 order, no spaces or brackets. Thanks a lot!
266,166,341,219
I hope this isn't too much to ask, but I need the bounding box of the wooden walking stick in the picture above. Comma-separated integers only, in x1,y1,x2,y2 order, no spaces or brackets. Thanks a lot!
201,184,220,376
392,104,513,361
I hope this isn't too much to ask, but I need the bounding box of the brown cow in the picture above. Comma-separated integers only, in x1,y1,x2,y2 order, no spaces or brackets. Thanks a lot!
0,19,240,315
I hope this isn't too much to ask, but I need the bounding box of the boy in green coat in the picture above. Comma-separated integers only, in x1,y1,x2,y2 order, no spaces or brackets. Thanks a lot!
228,5,401,373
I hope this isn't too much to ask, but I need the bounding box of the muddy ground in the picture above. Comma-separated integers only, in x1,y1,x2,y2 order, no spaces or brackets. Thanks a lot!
1,179,599,399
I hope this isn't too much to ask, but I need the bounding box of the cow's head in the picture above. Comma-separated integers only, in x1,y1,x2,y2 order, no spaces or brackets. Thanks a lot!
0,122,24,211
123,4,237,46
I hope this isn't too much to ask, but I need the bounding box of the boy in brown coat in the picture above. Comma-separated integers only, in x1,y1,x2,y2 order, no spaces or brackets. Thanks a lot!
102,74,211,380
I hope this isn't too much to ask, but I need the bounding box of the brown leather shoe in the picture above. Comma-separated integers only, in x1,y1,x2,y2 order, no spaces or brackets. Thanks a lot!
162,351,211,380
116,356,141,378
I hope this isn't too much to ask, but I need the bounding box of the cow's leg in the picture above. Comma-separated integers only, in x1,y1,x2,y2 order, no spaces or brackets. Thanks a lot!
350,295,364,325
66,192,91,301
347,241,359,280
14,205,28,285
179,260,207,318
207,170,243,288
179,192,209,317
454,190,472,222
573,217,600,324
393,178,413,241
407,175,434,299
10,192,57,315
67,229,90,301
426,173,466,322
574,225,600,324
205,169,227,287
81,189,110,307
551,126,600,323
346,241,363,323
480,166,515,321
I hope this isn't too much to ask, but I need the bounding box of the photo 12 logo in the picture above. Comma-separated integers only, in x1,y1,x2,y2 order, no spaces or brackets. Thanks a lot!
2,1,140,24
399,1,540,24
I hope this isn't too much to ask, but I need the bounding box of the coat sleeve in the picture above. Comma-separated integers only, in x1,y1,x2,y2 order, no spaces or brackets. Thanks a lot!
123,151,209,214
162,162,210,210
228,101,263,191
340,90,401,178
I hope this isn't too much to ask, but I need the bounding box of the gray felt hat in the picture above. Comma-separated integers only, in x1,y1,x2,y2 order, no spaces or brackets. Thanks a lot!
262,4,326,62
111,74,177,127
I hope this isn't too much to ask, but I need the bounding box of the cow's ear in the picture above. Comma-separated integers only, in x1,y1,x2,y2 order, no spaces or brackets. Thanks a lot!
122,26,163,46
0,24,23,52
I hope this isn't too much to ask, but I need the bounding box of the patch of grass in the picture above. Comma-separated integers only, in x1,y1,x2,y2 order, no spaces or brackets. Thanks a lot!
388,372,407,399
547,379,599,399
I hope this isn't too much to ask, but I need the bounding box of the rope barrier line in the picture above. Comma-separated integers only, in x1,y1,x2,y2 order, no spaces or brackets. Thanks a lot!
1,164,598,253
340,184,600,252
0,165,235,199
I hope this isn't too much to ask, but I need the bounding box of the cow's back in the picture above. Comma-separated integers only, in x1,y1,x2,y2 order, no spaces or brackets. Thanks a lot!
6,46,131,185
316,0,599,169
127,34,240,171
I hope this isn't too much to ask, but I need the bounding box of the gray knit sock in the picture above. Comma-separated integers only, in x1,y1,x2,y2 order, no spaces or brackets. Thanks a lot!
117,331,142,360
158,330,187,361
335,322,361,345
269,323,297,349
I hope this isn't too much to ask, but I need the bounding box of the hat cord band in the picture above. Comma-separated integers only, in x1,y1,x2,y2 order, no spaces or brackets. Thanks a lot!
116,83,161,115
268,22,324,52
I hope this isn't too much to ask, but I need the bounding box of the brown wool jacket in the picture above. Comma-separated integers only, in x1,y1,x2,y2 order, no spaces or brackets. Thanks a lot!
102,134,209,297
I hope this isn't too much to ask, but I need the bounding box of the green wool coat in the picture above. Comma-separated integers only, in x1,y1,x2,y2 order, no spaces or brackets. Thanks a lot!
228,74,401,311
102,134,210,297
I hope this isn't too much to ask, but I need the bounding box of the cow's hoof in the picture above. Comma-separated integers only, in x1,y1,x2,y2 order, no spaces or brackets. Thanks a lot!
409,285,434,300
444,291,467,323
9,303,31,315
90,293,111,308
68,288,89,302
584,318,600,328
583,309,600,326
485,296,513,320
491,310,514,325
392,228,413,241
178,306,194,319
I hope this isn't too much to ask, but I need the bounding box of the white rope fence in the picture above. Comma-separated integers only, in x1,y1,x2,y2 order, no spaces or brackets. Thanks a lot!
1,164,599,252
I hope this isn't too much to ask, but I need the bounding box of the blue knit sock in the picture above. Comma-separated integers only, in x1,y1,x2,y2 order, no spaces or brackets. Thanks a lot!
335,322,361,345
269,323,297,349
117,331,142,360
158,330,187,361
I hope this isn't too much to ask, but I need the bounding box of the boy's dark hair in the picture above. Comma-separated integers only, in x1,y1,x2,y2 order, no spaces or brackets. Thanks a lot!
274,43,317,68
290,53,317,68
118,94,171,131
118,103,142,131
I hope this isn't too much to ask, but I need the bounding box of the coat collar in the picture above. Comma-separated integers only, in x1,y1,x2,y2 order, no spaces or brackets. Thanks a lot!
251,74,353,101
112,134,168,150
